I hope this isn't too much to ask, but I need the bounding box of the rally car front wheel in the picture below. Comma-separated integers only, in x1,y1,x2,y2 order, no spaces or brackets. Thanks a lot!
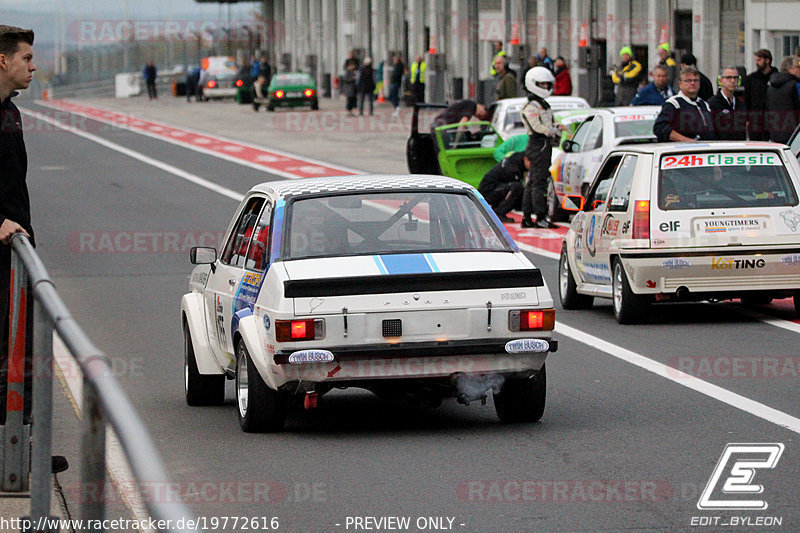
236,341,287,432
184,323,225,406
493,364,546,423
547,178,567,222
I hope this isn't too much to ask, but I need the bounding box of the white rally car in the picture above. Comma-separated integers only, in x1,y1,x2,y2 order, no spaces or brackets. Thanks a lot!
548,106,660,222
182,175,558,431
558,142,800,323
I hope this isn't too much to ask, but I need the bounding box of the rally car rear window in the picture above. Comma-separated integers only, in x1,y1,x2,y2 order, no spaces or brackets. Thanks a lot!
285,191,510,259
613,115,656,139
658,152,798,210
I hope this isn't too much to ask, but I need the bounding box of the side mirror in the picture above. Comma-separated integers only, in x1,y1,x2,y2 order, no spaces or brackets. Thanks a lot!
562,195,585,211
562,140,575,153
592,200,606,210
190,246,217,265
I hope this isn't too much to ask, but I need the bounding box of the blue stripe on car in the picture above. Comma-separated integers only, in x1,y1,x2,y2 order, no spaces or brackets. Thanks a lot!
378,254,433,274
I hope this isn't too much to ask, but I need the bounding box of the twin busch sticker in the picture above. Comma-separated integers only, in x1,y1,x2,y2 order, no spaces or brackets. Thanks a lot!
660,152,780,170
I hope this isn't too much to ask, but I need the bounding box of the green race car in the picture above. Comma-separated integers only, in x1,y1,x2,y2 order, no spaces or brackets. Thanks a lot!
253,72,319,112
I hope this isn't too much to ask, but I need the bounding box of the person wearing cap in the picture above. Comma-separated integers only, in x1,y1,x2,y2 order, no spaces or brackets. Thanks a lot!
679,53,713,101
611,46,643,106
744,49,777,141
653,66,716,142
656,43,677,88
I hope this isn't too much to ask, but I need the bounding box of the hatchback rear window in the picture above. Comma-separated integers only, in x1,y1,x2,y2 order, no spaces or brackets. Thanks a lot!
658,152,798,210
613,116,656,138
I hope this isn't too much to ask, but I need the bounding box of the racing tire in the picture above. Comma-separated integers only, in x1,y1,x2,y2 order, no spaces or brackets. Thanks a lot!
612,259,649,324
546,177,567,222
494,364,546,423
559,245,593,310
236,341,287,432
184,324,225,406
311,99,319,110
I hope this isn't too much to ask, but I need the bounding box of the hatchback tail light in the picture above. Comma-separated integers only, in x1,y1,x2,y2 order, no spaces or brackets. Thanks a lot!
275,319,325,342
235,79,244,87
304,88,314,97
207,79,216,88
275,90,285,98
632,200,650,239
508,309,555,331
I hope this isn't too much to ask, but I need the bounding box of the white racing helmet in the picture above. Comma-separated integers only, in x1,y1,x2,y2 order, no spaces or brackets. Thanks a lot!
525,66,555,99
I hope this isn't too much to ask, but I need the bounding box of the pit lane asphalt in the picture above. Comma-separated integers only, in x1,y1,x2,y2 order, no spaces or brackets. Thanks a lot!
18,95,800,532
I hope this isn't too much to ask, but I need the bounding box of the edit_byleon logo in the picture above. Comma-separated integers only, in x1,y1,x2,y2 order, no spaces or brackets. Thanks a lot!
697,443,784,510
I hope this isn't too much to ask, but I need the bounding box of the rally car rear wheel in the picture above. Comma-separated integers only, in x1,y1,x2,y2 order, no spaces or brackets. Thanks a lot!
546,178,567,222
559,245,593,310
794,291,800,317
494,364,546,423
236,341,287,432
184,324,224,406
612,259,649,324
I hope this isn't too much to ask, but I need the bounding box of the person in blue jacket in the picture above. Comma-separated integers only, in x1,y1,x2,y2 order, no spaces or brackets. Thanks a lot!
631,65,675,106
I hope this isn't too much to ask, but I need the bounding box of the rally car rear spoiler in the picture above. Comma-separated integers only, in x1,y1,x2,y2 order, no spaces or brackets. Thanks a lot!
284,269,544,298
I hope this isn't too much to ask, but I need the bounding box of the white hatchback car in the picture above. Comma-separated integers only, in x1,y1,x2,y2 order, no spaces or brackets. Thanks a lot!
490,95,590,140
548,106,660,221
182,175,559,431
558,142,800,324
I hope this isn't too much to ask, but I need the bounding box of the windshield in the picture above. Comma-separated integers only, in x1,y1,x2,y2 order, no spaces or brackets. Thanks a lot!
274,74,312,85
658,152,798,210
614,115,656,138
285,191,510,259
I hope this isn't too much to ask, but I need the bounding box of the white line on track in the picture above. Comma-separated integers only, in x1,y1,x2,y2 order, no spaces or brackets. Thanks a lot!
34,99,366,179
556,322,800,435
20,107,245,202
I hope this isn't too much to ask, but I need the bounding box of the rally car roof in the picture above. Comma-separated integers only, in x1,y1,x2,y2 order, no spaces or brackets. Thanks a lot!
605,140,790,156
250,174,475,201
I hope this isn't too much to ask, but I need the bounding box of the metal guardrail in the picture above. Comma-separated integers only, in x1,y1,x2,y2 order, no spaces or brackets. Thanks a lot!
2,234,196,532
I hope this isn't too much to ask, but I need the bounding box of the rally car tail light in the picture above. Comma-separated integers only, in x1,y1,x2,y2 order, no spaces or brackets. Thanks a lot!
236,79,244,87
632,200,650,239
275,319,325,342
508,309,555,332
304,89,314,97
275,90,285,99
207,80,216,89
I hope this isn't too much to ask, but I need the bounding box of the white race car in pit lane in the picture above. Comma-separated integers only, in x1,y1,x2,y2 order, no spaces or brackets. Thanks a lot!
182,175,558,431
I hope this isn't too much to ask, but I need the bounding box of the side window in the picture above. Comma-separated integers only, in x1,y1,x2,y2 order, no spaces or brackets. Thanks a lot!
606,155,638,212
582,117,604,151
585,155,623,210
246,203,272,272
221,197,266,268
569,117,594,151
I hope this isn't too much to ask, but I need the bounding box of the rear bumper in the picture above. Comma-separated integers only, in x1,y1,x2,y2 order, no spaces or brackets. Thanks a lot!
271,337,556,384
205,87,237,97
620,248,800,294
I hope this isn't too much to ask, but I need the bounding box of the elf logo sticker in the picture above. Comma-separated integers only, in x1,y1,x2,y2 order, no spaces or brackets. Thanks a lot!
697,443,784,510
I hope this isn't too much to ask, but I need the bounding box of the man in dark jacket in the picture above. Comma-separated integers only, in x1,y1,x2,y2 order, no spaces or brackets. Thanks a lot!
143,60,157,100
766,56,800,144
744,49,776,140
631,65,675,106
389,54,405,116
653,66,716,142
0,25,36,424
679,54,713,101
357,57,376,116
708,66,748,140
478,152,528,222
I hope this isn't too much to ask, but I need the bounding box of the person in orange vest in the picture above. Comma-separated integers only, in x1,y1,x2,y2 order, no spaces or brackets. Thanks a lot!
611,46,643,106
410,55,426,103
